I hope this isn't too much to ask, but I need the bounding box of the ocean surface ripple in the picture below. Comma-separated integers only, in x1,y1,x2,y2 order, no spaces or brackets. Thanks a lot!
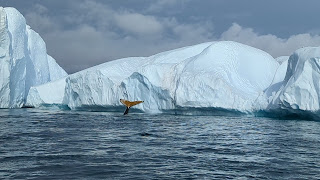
0,109,320,179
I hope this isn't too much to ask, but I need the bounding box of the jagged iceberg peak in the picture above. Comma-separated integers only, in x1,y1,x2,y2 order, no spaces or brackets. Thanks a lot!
27,41,280,112
268,47,320,112
0,7,67,108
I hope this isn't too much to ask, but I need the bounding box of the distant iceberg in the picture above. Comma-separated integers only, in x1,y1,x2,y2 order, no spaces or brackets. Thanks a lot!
0,7,67,108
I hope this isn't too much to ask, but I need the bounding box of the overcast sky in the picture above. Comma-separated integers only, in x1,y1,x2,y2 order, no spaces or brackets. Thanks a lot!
1,0,320,73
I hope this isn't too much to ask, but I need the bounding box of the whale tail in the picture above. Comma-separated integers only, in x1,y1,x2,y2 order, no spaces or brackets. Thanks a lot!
120,99,144,115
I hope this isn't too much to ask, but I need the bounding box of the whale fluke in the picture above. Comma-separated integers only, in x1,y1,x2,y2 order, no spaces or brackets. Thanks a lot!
120,99,144,115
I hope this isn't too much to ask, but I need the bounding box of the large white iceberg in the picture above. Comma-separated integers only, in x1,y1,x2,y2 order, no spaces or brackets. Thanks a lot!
0,7,67,108
268,47,320,112
6,6,320,118
27,41,280,112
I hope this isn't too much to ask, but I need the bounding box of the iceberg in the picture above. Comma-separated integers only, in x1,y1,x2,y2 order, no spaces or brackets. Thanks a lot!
5,6,320,118
27,41,280,113
268,47,320,112
22,18,320,118
0,7,67,108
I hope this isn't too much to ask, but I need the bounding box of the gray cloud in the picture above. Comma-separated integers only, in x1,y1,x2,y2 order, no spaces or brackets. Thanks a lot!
114,12,164,35
1,0,320,73
221,23,320,58
147,0,189,12
22,1,217,73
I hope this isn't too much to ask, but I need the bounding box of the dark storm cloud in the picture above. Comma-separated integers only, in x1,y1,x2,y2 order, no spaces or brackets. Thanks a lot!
0,0,320,73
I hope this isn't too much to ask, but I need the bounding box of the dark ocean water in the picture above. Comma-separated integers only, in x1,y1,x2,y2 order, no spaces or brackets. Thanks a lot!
0,109,320,179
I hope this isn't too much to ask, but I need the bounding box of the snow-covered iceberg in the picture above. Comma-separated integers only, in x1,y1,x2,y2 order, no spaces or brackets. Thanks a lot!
27,41,280,112
0,7,67,108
